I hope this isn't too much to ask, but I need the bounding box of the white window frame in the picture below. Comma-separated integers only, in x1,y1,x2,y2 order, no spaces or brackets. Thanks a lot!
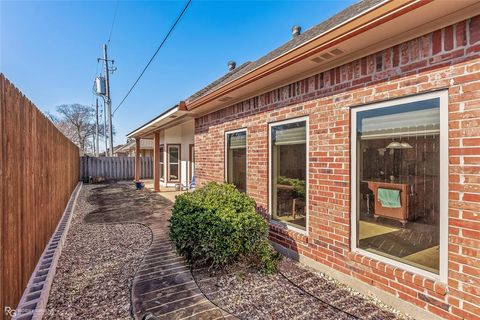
350,90,448,283
160,144,165,182
224,128,248,192
167,144,181,183
268,116,309,235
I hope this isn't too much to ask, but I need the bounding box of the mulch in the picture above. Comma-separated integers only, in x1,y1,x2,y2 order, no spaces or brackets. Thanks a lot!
44,184,151,319
193,258,415,320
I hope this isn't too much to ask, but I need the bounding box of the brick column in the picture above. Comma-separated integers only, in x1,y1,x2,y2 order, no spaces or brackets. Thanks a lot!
135,138,141,181
153,131,160,192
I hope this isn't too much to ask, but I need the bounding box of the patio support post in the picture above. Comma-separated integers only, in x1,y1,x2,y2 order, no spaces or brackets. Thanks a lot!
135,138,141,181
153,131,160,192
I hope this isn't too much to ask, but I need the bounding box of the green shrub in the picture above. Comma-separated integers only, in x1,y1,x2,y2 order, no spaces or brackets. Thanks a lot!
169,182,279,273
277,176,306,199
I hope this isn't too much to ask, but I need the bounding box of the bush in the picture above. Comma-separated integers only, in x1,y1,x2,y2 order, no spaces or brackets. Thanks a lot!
277,176,306,200
169,182,279,273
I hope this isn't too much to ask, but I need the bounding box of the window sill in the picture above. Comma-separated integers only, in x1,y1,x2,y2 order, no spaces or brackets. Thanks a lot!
270,219,308,236
350,248,446,285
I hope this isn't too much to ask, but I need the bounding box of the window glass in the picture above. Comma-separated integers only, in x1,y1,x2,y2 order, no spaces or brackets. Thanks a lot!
226,131,247,192
271,120,307,230
160,146,164,180
168,145,180,181
356,98,440,274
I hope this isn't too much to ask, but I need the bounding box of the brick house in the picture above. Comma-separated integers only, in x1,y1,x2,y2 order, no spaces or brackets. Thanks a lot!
128,0,480,319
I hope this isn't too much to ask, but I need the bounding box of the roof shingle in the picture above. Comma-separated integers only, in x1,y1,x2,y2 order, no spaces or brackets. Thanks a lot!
187,0,384,102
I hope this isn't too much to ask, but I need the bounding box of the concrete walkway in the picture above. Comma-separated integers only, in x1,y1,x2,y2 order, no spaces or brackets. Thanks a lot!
84,182,409,320
85,182,230,320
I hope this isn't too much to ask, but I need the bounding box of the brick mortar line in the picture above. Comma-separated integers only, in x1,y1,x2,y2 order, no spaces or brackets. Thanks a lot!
13,182,83,320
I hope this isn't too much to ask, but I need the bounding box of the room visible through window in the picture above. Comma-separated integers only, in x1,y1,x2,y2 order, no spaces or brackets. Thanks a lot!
226,130,247,192
270,119,307,230
354,97,442,274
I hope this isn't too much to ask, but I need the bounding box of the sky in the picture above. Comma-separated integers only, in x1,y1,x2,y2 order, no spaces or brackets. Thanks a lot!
1,0,355,151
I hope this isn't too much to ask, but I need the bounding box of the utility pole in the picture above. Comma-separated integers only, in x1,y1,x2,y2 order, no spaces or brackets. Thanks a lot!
95,98,99,157
103,100,107,155
91,133,95,156
103,44,114,156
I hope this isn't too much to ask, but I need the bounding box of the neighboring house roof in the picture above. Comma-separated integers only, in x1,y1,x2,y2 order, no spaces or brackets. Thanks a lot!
113,144,126,153
186,0,384,103
116,139,154,152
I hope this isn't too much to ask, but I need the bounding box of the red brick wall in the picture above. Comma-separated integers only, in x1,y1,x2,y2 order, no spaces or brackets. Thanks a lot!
195,16,480,320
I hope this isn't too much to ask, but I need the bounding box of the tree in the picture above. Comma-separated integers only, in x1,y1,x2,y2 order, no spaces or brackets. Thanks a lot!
48,104,103,155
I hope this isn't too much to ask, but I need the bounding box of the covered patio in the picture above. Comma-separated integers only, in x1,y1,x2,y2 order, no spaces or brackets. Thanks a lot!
127,102,196,192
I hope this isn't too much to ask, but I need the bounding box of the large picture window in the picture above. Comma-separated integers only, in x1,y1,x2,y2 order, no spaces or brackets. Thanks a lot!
351,92,447,280
225,130,247,192
270,119,307,231
167,144,180,182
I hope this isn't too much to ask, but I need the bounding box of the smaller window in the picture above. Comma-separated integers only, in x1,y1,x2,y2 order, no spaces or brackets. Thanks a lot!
225,130,247,192
270,119,308,231
167,144,180,182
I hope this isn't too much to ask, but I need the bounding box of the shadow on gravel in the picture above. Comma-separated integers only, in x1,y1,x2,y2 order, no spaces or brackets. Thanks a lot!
84,182,171,224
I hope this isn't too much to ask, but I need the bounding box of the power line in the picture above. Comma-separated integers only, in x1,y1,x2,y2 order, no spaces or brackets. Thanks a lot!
107,0,120,44
113,0,192,115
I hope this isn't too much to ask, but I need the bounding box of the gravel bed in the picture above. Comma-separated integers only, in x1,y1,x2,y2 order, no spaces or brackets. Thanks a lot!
44,184,151,319
193,258,415,320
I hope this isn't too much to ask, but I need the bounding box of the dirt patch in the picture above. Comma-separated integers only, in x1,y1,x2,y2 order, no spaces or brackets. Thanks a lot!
44,184,152,319
84,183,163,223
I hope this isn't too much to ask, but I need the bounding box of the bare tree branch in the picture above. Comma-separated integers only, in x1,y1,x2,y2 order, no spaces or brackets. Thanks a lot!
49,104,103,155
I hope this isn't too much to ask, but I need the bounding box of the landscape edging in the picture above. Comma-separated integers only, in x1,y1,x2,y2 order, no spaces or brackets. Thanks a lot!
13,182,82,320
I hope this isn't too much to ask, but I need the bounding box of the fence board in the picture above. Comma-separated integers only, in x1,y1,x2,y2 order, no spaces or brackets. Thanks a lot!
79,156,152,181
0,74,79,319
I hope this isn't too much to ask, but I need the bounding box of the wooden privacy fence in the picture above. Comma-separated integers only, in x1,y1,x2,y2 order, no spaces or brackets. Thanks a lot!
80,156,153,181
0,74,80,317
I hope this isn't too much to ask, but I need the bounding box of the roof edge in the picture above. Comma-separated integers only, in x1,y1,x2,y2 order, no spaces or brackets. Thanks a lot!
127,104,178,138
185,0,422,111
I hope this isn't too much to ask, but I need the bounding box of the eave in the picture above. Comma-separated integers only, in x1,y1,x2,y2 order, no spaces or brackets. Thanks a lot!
185,0,480,116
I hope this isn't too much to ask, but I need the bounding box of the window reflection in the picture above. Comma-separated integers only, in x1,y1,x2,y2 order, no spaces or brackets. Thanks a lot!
271,120,307,230
168,145,180,181
226,131,247,192
356,98,440,273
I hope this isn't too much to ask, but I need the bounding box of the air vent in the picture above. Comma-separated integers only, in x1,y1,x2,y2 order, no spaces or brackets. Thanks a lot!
311,57,324,64
169,115,177,118
218,96,233,102
330,48,344,55
312,48,344,64
321,52,333,60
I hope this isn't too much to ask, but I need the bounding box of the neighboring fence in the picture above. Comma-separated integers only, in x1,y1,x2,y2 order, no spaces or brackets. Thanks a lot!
0,74,80,318
79,156,153,181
